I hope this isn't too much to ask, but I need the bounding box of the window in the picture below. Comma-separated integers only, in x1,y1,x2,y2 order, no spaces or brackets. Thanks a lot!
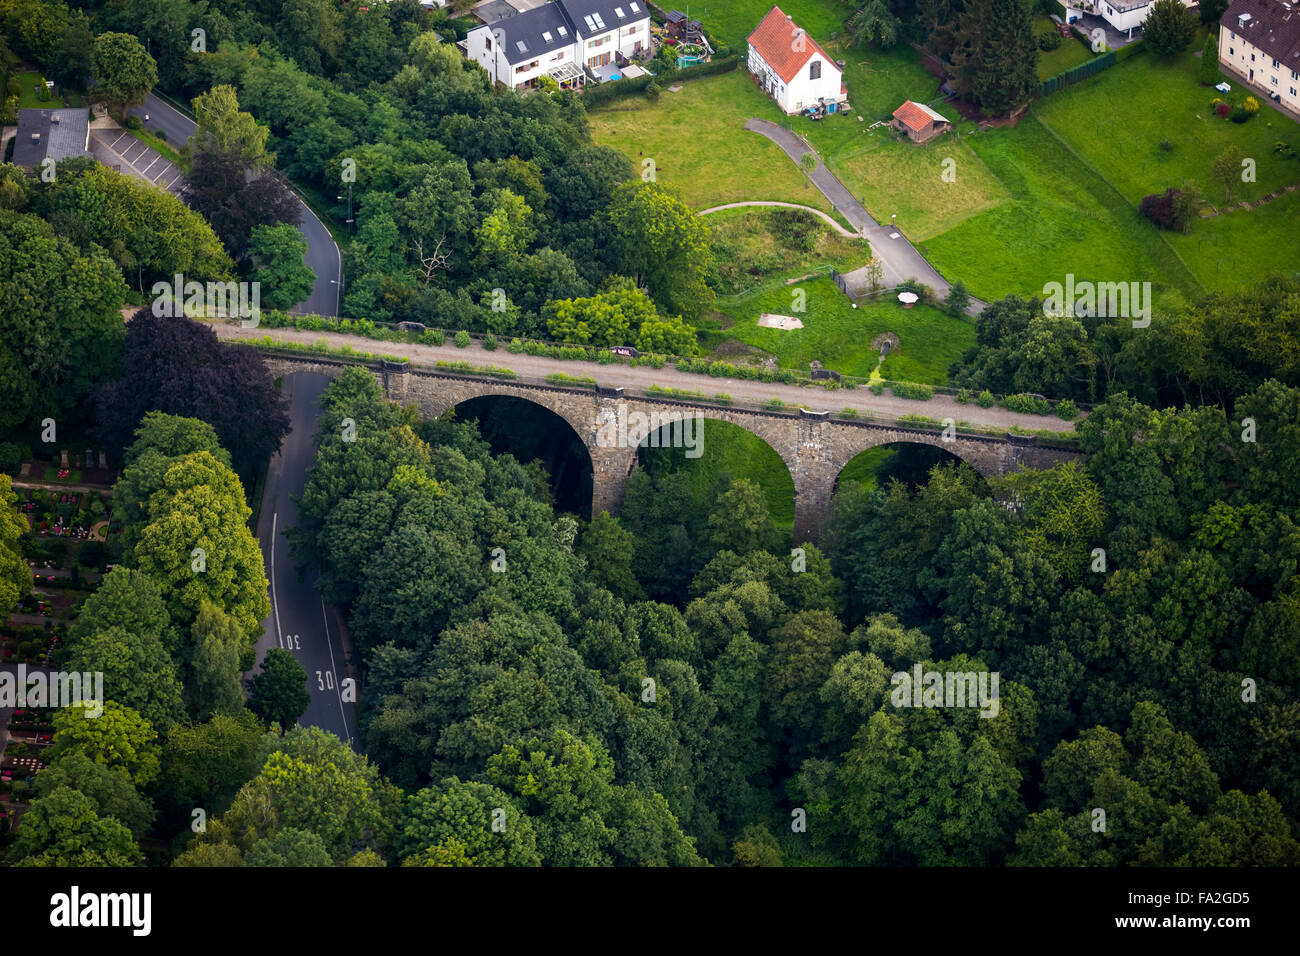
1291,87,1297,96
1292,70,1297,80
517,40,528,53
1229,47,1234,55
630,1,640,10
543,31,552,41
1274,58,1280,68
628,25,638,34
809,60,821,81
558,26,567,36
1230,31,1236,40
1272,76,1279,86
615,6,625,17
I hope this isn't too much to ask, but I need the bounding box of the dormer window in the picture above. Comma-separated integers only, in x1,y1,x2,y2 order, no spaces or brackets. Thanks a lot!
615,6,626,17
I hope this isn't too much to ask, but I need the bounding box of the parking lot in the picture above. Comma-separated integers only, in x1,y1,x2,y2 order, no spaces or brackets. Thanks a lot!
89,125,184,193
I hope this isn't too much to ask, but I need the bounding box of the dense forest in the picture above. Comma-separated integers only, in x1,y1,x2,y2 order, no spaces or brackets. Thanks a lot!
1,0,1298,868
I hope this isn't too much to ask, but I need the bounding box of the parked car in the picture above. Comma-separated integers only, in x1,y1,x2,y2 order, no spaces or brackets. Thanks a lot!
610,346,640,357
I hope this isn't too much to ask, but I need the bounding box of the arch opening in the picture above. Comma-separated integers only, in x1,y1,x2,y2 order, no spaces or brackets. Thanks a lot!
449,395,594,517
635,416,797,535
835,441,987,498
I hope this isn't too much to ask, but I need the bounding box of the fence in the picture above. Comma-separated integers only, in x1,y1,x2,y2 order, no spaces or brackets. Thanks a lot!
1039,50,1116,97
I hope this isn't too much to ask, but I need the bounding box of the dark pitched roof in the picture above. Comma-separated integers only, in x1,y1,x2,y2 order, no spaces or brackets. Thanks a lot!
11,108,90,168
1222,0,1300,70
563,0,648,39
481,3,576,62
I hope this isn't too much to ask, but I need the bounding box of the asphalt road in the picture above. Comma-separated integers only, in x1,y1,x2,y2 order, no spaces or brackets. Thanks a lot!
252,372,357,746
128,92,343,317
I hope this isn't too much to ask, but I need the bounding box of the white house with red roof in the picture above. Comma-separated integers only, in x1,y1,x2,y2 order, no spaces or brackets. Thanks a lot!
747,6,845,114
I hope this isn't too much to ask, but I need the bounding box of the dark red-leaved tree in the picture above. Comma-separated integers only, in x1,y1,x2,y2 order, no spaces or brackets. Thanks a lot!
96,310,290,481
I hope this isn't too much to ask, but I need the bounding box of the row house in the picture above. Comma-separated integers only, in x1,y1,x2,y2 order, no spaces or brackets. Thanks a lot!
466,0,651,91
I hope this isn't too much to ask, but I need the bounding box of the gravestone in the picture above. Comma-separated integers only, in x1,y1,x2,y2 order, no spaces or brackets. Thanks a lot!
85,449,94,469
60,449,69,468
98,451,107,469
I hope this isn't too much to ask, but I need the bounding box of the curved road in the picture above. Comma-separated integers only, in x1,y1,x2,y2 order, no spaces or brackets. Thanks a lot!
252,371,357,746
214,322,1079,431
744,119,987,316
697,201,861,237
128,93,343,316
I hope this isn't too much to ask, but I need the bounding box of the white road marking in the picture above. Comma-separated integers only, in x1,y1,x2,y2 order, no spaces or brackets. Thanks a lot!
141,155,161,175
270,511,283,647
320,599,352,744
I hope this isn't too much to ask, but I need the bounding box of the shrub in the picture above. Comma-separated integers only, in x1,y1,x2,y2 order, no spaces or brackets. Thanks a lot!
869,381,885,395
1139,187,1195,233
955,388,972,404
1215,101,1231,118
890,381,934,401
420,328,446,347
1244,95,1260,114
454,330,471,348
1158,140,1174,152
976,389,996,408
838,407,859,419
1038,31,1062,51
765,397,786,410
124,113,142,129
645,82,661,101
482,332,498,351
895,279,935,305
1004,392,1054,415
1056,398,1079,420
770,208,820,252
1229,105,1249,123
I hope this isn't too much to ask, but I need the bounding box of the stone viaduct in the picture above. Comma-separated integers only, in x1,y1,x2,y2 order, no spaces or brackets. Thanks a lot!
260,354,1084,543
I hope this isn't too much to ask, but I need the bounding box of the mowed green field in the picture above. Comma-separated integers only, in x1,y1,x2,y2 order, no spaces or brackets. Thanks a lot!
918,114,1202,304
588,69,842,217
716,277,974,383
1034,49,1300,204
830,134,1010,241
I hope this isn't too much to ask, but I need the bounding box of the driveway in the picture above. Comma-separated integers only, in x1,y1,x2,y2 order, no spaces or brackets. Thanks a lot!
126,92,344,317
745,118,987,315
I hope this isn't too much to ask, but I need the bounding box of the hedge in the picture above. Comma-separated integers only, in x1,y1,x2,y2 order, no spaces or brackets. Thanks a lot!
1039,50,1116,97
582,55,739,109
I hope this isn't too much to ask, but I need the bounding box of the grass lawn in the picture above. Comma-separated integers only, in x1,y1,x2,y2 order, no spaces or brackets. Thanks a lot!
1035,48,1300,205
1034,16,1096,81
714,276,974,383
1032,47,1300,292
638,418,796,531
828,134,1010,241
919,114,1202,304
1167,189,1300,288
704,205,873,295
589,69,842,218
15,71,63,109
